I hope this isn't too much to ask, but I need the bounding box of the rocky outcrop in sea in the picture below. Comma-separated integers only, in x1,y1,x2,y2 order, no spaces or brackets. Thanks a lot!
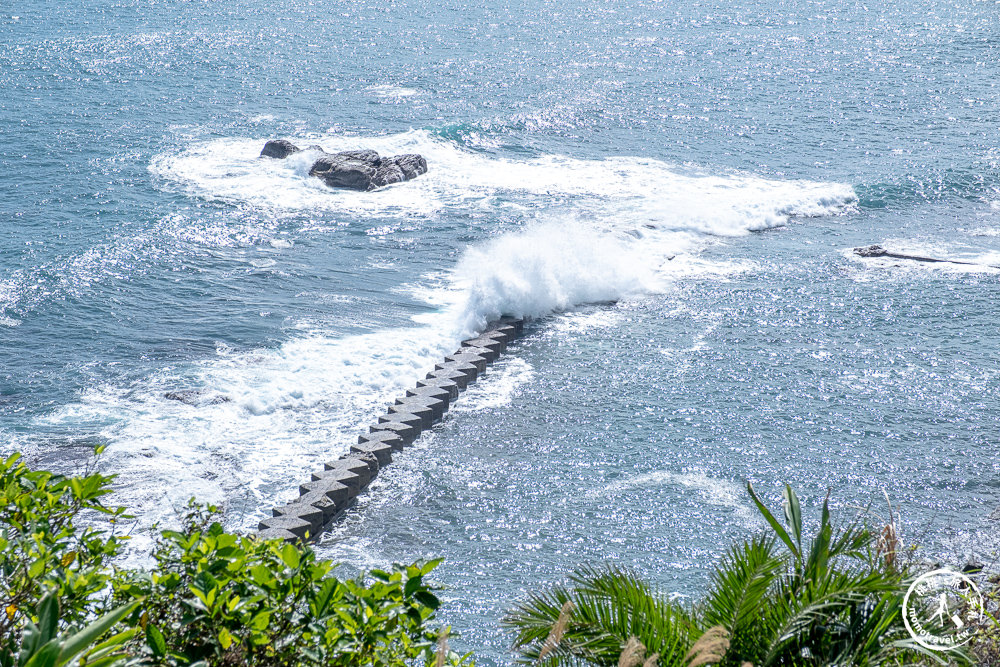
260,140,428,191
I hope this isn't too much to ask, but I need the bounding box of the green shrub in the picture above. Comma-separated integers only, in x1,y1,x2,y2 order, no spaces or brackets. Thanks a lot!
0,449,130,665
113,501,452,666
3,593,138,667
1,452,473,667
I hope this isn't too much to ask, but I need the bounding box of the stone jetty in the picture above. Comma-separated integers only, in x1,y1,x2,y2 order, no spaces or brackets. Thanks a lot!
257,317,526,542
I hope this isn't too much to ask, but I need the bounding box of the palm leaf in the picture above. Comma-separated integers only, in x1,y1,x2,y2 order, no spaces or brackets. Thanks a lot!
746,483,799,561
505,565,696,666
700,535,783,666
762,568,901,665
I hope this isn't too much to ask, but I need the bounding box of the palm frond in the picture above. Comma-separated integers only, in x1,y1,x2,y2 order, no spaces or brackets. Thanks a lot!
504,564,696,666
762,568,902,665
699,535,783,666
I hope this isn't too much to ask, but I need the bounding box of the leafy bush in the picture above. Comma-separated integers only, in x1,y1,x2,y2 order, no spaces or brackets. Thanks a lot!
505,484,965,666
1,452,471,667
3,593,137,667
0,450,130,665
113,502,452,666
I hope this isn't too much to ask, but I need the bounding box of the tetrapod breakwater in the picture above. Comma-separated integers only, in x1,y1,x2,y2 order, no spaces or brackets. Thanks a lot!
256,317,526,542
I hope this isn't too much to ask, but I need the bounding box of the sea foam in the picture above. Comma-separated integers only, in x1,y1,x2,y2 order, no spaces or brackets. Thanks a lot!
150,129,857,233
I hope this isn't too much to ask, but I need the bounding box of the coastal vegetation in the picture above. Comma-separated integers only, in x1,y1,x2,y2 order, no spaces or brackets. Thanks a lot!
504,484,980,666
0,450,469,667
1,450,995,666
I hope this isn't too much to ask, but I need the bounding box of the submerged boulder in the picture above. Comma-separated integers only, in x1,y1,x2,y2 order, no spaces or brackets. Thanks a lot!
260,139,301,159
853,244,888,258
260,139,427,191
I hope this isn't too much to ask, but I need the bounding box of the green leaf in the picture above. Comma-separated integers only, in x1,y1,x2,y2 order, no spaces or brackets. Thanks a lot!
413,591,440,611
310,578,340,618
37,594,59,645
249,611,271,632
420,558,443,575
783,484,802,550
249,564,273,586
218,628,234,650
747,482,800,560
280,543,300,569
404,574,423,597
23,641,60,667
56,601,137,667
145,624,167,658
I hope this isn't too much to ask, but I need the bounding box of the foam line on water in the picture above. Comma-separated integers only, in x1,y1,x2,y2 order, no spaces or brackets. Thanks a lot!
593,470,756,526
449,358,536,412
150,129,858,233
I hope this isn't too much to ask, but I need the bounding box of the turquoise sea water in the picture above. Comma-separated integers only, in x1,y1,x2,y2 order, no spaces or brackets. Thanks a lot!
2,0,999,661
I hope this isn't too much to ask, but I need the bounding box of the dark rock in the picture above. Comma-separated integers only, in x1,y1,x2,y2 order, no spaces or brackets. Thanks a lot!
387,154,428,180
854,244,888,258
963,560,985,574
260,139,301,159
164,390,231,406
334,149,381,166
309,155,377,191
371,162,406,188
262,140,428,191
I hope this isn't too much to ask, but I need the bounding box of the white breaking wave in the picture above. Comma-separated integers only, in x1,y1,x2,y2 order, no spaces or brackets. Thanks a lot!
41,316,470,540
450,220,661,327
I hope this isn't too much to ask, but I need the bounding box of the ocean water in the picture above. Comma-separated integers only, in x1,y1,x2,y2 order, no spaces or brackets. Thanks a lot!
2,0,999,661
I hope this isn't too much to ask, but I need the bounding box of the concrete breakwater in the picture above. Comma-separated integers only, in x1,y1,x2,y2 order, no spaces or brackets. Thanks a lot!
256,317,526,542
